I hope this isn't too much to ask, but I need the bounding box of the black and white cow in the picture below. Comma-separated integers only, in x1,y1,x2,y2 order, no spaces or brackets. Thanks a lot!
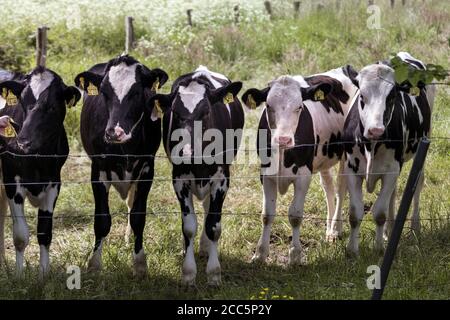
147,66,244,286
242,66,358,265
74,55,168,276
0,67,81,276
342,52,435,256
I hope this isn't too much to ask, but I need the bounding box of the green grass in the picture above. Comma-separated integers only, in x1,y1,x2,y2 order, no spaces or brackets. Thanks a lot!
0,0,449,299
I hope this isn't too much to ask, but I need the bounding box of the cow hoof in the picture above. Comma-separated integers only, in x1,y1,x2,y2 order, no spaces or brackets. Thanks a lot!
182,274,196,287
410,220,421,235
87,255,102,272
345,245,359,258
133,250,148,278
325,232,341,243
207,275,221,287
374,244,385,256
288,247,304,266
251,253,267,264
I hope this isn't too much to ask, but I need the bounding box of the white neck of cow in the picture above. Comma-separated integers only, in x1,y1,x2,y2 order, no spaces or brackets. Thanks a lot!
108,62,138,103
30,71,54,100
178,81,206,114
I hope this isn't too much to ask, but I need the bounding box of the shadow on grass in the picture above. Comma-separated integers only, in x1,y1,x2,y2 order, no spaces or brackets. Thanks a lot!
0,220,448,299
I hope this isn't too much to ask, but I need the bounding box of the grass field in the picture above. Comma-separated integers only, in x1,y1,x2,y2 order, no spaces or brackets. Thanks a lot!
0,0,449,299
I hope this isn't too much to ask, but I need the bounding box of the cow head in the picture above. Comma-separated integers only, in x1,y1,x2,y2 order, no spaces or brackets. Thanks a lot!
347,64,422,140
0,67,81,153
148,76,242,158
242,76,332,148
74,55,168,144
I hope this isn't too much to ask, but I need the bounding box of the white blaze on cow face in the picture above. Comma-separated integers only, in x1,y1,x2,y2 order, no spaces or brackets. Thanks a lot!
266,76,303,148
178,81,206,114
357,64,395,140
108,62,137,103
30,71,54,100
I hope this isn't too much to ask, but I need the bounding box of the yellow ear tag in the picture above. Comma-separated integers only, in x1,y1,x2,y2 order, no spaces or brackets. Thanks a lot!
247,94,257,109
3,118,17,138
151,78,160,92
6,90,18,106
409,86,420,96
87,82,98,96
154,99,163,118
314,89,325,101
79,77,85,90
223,92,234,105
65,96,76,108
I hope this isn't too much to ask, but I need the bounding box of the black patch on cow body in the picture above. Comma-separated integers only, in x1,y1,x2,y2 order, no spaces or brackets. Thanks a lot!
304,75,349,115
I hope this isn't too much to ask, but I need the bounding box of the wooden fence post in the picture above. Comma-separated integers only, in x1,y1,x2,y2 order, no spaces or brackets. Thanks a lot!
234,5,240,24
35,26,48,67
264,1,273,19
391,0,395,8
293,1,301,18
402,0,406,5
125,16,134,54
187,9,193,26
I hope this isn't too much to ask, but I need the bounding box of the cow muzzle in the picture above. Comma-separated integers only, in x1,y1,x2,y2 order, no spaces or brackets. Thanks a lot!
17,139,32,153
274,135,294,149
105,125,131,144
366,126,385,140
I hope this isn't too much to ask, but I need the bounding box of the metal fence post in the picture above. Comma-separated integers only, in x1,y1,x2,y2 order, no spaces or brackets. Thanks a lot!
371,138,431,300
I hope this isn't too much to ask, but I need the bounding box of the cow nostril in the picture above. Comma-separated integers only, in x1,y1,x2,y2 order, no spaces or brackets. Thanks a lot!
105,128,115,139
368,127,385,138
276,136,293,147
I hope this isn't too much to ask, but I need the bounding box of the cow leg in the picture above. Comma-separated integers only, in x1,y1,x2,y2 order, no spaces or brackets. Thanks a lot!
384,183,397,241
252,177,277,263
37,184,60,279
346,170,364,257
288,173,312,266
9,192,29,276
199,196,211,258
372,173,398,253
174,180,196,286
129,178,151,278
410,170,424,234
0,187,7,265
88,168,111,272
125,184,136,244
205,176,228,286
320,169,336,241
328,160,346,242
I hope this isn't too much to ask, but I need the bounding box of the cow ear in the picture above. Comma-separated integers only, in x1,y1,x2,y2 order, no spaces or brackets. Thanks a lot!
241,87,269,109
74,72,103,96
0,81,25,106
150,68,169,91
343,64,359,88
147,93,171,120
64,86,82,108
140,66,169,92
209,81,243,105
0,115,18,138
301,83,333,102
